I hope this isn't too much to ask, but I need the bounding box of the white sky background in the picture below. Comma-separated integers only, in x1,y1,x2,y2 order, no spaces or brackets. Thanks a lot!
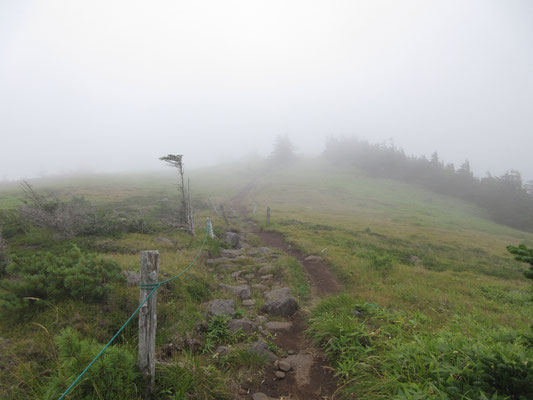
1,0,532,181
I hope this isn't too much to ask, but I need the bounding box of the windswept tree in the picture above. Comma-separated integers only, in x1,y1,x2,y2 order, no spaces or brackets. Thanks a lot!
507,244,533,281
159,154,194,235
270,134,296,165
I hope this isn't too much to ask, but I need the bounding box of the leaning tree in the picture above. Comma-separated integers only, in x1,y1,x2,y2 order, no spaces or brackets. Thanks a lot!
159,154,194,235
507,244,533,280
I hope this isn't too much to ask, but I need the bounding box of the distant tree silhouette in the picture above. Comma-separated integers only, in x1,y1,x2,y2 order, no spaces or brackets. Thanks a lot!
323,137,533,233
270,135,295,165
159,154,194,235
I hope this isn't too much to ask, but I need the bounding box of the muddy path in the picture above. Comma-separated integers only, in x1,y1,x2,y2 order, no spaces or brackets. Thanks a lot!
231,184,343,399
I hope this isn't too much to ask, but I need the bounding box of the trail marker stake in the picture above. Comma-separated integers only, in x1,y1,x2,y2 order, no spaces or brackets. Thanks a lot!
139,251,159,399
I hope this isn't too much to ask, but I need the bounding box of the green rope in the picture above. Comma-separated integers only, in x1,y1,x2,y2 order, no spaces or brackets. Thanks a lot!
58,226,210,400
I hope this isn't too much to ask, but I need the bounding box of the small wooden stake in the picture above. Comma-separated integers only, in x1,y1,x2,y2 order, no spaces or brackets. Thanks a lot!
139,250,159,400
207,217,215,238
266,207,271,227
252,202,257,215
221,204,229,225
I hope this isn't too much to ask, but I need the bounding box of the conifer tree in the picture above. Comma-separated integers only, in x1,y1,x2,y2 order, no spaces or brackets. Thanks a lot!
507,244,533,280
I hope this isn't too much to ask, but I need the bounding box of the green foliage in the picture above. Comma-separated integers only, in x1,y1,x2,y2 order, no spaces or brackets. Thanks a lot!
227,348,267,369
203,316,246,353
367,251,395,277
184,278,211,303
507,244,533,280
309,294,533,400
203,316,232,353
44,328,140,400
0,210,30,239
0,245,125,314
156,352,230,399
284,257,311,300
390,329,533,400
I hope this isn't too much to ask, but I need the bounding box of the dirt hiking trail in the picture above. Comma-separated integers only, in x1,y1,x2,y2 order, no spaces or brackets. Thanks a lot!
231,184,343,400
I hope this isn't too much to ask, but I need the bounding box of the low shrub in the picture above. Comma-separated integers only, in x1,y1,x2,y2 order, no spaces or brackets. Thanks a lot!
308,294,533,400
156,352,230,399
390,329,533,399
203,316,246,353
44,328,139,400
0,245,125,314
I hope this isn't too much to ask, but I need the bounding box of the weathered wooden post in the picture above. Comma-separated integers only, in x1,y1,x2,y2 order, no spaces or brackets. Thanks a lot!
266,207,271,227
220,204,229,225
209,199,220,216
139,251,159,400
252,202,257,216
206,217,215,238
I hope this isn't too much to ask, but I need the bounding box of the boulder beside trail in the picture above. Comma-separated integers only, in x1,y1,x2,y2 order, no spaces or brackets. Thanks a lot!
249,341,277,361
219,284,251,300
221,248,244,258
249,247,272,257
264,287,291,302
261,297,298,316
224,232,241,248
265,321,293,332
207,299,235,316
282,353,315,388
228,318,257,333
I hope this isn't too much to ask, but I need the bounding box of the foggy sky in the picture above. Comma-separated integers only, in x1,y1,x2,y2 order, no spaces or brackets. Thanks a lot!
1,0,532,181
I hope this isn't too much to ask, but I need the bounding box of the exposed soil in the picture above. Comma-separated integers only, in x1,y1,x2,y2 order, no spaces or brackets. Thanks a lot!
231,184,343,400
255,231,341,298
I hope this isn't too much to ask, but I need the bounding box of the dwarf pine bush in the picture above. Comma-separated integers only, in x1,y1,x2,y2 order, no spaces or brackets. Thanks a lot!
44,328,139,400
0,245,124,314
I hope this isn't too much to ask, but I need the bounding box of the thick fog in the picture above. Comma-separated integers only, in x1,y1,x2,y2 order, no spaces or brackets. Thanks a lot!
1,0,532,181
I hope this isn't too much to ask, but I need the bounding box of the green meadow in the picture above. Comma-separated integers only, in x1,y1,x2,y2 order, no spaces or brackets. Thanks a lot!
0,158,531,399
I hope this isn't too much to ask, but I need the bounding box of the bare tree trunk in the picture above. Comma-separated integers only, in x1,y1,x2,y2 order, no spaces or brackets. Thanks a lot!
187,178,194,235
178,164,188,227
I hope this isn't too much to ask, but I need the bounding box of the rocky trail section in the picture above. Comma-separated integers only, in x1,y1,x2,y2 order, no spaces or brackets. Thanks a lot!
203,226,339,399
213,187,343,399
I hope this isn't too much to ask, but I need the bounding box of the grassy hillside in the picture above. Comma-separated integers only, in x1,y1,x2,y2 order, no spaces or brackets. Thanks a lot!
244,159,533,399
0,158,531,399
248,160,532,323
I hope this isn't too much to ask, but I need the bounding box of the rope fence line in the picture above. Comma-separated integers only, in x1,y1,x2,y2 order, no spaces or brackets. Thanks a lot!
58,224,210,400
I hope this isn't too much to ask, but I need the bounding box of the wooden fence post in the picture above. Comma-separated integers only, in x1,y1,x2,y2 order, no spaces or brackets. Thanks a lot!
207,217,215,238
252,202,257,216
220,204,229,225
266,207,271,227
139,250,159,400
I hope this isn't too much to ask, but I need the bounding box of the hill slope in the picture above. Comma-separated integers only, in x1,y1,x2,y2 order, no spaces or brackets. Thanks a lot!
0,158,531,399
